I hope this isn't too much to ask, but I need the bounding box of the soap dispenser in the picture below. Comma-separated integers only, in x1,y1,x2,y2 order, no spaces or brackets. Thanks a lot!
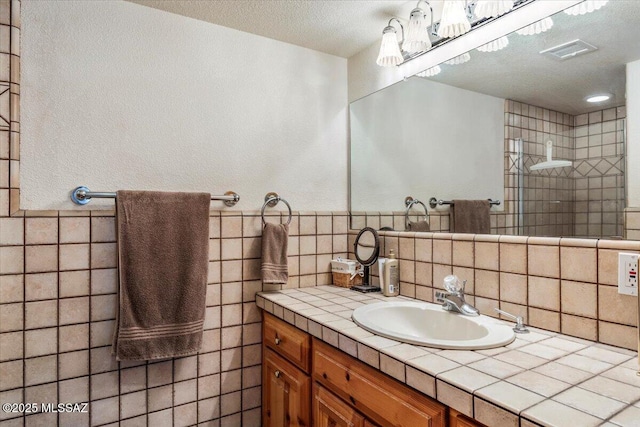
382,249,399,296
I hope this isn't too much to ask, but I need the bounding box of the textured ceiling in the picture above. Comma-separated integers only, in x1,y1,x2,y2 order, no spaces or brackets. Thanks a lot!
416,1,640,115
126,0,440,58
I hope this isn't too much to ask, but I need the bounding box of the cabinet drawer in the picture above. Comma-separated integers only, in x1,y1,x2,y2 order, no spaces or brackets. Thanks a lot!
263,312,311,373
313,338,445,427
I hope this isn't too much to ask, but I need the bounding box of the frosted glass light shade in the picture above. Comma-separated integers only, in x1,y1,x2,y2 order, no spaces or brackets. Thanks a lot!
417,65,442,77
516,17,553,35
477,36,509,52
444,52,471,65
376,29,404,67
564,0,608,16
437,0,471,38
474,0,514,19
403,8,432,53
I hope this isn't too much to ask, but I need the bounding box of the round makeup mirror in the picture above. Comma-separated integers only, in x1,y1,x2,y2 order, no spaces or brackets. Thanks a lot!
352,227,380,293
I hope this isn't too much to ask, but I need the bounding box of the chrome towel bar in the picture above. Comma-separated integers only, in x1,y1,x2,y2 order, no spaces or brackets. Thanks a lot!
70,186,240,207
429,197,500,209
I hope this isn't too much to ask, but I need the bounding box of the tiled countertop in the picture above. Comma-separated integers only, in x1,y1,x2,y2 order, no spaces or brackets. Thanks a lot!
256,285,640,427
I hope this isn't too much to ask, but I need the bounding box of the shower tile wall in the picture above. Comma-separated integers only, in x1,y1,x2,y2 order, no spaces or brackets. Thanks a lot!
573,108,626,238
504,101,626,238
505,101,575,237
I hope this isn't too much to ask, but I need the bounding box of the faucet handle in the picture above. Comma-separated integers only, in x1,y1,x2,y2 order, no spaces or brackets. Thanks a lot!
494,308,529,334
443,275,466,294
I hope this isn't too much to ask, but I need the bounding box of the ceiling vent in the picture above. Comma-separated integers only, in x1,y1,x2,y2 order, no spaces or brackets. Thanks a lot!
540,39,598,60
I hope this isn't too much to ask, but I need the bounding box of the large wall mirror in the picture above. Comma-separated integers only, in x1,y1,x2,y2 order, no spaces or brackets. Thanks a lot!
350,0,640,239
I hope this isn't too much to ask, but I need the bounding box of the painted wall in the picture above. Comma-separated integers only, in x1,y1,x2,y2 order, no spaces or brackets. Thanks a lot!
350,77,504,212
20,1,348,211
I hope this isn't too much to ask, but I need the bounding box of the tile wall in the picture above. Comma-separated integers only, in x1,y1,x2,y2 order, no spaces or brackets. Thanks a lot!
353,231,639,351
0,209,349,426
573,108,626,238
0,2,350,425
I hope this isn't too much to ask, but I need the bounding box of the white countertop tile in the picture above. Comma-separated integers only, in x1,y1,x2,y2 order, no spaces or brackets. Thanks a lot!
523,399,602,427
553,387,627,419
505,370,571,397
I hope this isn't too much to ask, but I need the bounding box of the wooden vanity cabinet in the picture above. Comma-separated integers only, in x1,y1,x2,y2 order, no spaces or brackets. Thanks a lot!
262,312,312,427
262,311,484,427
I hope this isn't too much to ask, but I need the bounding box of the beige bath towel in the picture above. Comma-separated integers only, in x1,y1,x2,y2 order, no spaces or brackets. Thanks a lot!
261,223,289,284
451,200,491,234
113,190,210,361
406,220,430,232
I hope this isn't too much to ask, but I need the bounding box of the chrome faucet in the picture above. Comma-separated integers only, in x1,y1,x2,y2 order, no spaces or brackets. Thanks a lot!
435,275,479,316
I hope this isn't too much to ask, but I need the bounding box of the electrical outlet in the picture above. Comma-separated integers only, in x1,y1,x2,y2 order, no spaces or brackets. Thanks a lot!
618,253,639,296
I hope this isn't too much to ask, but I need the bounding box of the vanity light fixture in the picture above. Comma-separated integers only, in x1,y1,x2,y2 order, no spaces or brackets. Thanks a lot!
437,0,471,38
586,93,612,103
477,36,509,52
417,65,442,77
474,0,515,19
564,0,608,16
403,1,434,54
444,52,471,65
516,16,553,35
376,18,405,67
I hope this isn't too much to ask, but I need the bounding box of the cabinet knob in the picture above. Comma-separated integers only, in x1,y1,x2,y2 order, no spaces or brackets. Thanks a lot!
274,337,281,345
274,370,281,378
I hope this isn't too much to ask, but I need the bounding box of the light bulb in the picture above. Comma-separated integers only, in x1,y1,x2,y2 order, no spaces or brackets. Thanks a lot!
516,17,554,36
564,0,608,16
477,36,509,53
444,52,471,65
437,0,471,38
474,0,514,19
417,65,442,77
403,8,432,54
376,27,404,67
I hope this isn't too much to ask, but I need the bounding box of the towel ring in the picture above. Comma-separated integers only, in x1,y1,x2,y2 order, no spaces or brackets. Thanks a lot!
261,192,292,226
404,196,429,230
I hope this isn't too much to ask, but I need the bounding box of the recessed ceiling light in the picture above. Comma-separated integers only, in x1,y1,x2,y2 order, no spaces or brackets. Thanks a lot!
585,94,611,103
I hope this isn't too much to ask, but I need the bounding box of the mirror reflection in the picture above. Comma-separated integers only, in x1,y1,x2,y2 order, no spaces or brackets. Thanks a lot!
350,0,640,239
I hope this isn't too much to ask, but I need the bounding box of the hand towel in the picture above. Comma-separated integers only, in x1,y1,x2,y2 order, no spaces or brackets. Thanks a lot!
450,200,491,234
406,220,430,232
113,190,210,361
261,223,289,284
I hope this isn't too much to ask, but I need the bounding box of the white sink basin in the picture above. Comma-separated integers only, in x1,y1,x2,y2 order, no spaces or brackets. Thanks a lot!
352,301,515,350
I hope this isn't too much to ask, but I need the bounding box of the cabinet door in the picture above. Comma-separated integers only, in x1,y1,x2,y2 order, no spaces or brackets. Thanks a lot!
313,383,365,427
263,348,311,427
